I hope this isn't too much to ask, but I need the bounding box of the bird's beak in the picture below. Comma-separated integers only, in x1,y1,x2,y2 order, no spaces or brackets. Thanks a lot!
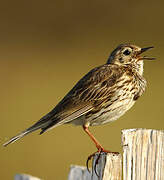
138,46,155,60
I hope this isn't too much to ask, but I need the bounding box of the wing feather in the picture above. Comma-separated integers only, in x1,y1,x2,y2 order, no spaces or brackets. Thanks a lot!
40,64,123,126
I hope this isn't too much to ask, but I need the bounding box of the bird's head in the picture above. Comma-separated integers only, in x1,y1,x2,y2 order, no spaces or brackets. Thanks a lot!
107,44,155,75
107,44,155,65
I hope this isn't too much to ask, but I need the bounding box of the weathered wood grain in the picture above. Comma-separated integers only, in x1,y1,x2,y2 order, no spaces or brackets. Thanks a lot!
122,129,164,180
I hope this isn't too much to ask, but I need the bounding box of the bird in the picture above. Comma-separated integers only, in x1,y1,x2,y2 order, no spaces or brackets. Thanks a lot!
3,44,154,154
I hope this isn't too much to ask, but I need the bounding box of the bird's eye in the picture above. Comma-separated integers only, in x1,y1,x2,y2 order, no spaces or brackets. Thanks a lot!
123,49,131,56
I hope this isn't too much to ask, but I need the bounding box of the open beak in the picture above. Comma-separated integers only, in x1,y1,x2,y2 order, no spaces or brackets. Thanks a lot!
138,46,155,60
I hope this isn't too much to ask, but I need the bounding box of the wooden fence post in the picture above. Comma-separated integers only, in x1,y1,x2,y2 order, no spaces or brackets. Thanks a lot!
14,129,164,180
14,174,41,180
68,153,122,180
122,129,164,180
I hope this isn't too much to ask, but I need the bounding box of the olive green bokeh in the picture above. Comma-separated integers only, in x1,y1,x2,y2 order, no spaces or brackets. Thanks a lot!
1,0,164,179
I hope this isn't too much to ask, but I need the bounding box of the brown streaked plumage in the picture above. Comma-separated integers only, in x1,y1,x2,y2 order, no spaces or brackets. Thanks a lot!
3,44,154,152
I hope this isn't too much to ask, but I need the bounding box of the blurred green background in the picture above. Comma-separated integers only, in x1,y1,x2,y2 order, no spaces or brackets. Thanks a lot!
0,0,164,179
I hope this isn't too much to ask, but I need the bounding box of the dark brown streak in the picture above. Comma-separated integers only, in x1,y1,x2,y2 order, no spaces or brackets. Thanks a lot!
123,79,133,84
130,86,136,92
91,108,112,121
111,105,124,112
104,103,112,109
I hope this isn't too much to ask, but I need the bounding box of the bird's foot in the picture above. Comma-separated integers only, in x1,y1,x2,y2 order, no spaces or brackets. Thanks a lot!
86,148,119,176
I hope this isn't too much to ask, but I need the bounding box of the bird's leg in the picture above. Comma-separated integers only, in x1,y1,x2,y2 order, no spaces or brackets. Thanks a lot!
83,125,107,152
83,125,111,174
83,125,119,174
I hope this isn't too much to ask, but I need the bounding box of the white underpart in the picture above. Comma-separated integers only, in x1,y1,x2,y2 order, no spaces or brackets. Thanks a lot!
136,60,144,76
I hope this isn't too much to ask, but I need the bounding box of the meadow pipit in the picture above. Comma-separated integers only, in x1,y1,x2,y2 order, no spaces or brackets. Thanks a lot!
3,44,154,155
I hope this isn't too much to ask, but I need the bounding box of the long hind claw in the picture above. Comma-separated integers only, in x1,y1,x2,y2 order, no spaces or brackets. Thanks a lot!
86,151,97,173
86,149,105,176
86,149,119,177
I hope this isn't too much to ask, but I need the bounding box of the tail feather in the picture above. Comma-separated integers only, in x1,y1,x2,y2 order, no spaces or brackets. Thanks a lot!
3,120,51,147
3,130,32,147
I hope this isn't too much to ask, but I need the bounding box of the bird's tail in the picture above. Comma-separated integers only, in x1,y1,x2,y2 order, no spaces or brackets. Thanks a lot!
3,120,50,147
